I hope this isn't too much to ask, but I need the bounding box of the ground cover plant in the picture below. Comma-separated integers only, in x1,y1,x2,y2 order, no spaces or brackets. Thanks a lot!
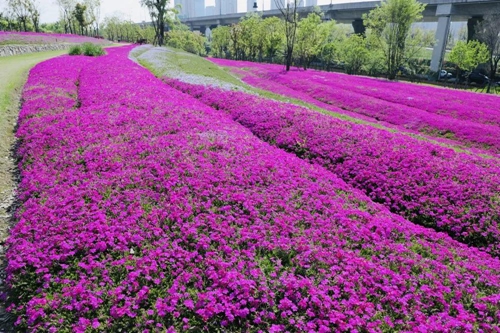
8,46,500,332
0,31,109,46
163,78,500,257
209,58,500,155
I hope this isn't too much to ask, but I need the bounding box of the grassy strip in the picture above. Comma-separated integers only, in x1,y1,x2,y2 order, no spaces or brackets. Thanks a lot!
136,46,498,158
0,50,67,114
0,50,67,197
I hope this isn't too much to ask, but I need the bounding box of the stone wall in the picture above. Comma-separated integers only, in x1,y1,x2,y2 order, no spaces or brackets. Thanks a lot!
0,43,71,57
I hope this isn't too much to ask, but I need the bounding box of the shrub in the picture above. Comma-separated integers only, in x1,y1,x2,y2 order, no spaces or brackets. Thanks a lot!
82,42,105,56
68,44,82,55
68,43,105,56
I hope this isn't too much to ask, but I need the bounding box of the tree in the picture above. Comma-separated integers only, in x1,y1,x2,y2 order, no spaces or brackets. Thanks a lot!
211,26,231,58
102,15,142,42
230,23,244,60
338,34,369,75
7,0,32,32
274,0,302,71
73,3,87,35
404,27,435,62
0,12,7,31
84,0,101,36
166,27,206,56
56,0,77,34
475,14,500,93
261,17,284,62
26,0,40,32
448,40,489,84
294,10,329,70
238,13,262,61
140,0,173,46
363,0,426,79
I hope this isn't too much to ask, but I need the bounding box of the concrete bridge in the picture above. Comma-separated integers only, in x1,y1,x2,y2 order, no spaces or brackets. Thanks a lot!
181,0,500,73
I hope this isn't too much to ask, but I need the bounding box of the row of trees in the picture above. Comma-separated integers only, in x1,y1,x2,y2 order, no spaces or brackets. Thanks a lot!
54,0,101,36
209,0,499,85
1,0,101,36
210,1,433,79
3,0,41,32
1,0,205,55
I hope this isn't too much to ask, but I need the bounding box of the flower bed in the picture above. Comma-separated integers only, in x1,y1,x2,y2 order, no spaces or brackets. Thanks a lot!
7,46,500,332
0,31,109,45
210,58,500,155
164,78,500,257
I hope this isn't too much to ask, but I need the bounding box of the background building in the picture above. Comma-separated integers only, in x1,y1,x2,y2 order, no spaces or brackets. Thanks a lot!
175,0,205,18
218,0,238,14
270,0,285,10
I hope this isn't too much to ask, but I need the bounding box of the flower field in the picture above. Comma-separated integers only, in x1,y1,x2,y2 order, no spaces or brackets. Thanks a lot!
0,31,109,45
210,59,500,155
163,78,500,257
7,46,500,332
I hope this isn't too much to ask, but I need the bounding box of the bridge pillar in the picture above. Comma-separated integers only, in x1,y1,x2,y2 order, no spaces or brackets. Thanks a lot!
352,19,365,35
467,16,483,41
430,4,453,73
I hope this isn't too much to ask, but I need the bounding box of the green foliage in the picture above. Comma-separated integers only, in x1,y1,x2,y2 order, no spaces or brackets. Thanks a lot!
319,42,338,68
317,22,350,68
68,43,104,56
211,26,231,58
294,11,329,70
475,14,500,92
68,44,83,55
239,13,264,61
262,17,285,61
404,27,435,60
102,16,144,42
140,0,175,46
363,0,426,79
73,3,87,35
364,30,387,76
338,34,369,75
82,42,105,56
449,40,489,74
7,0,39,32
40,21,64,33
166,29,206,56
0,12,9,31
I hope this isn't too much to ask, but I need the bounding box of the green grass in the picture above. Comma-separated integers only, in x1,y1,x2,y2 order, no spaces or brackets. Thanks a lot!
138,47,368,125
0,50,67,114
0,50,66,196
143,47,247,89
135,46,498,159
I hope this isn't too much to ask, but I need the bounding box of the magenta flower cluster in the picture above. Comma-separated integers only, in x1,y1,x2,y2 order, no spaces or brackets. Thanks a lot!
209,58,500,155
164,78,500,257
0,31,109,45
7,46,500,332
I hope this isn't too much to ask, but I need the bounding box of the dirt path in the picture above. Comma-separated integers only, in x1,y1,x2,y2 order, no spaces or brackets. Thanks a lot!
0,49,66,332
